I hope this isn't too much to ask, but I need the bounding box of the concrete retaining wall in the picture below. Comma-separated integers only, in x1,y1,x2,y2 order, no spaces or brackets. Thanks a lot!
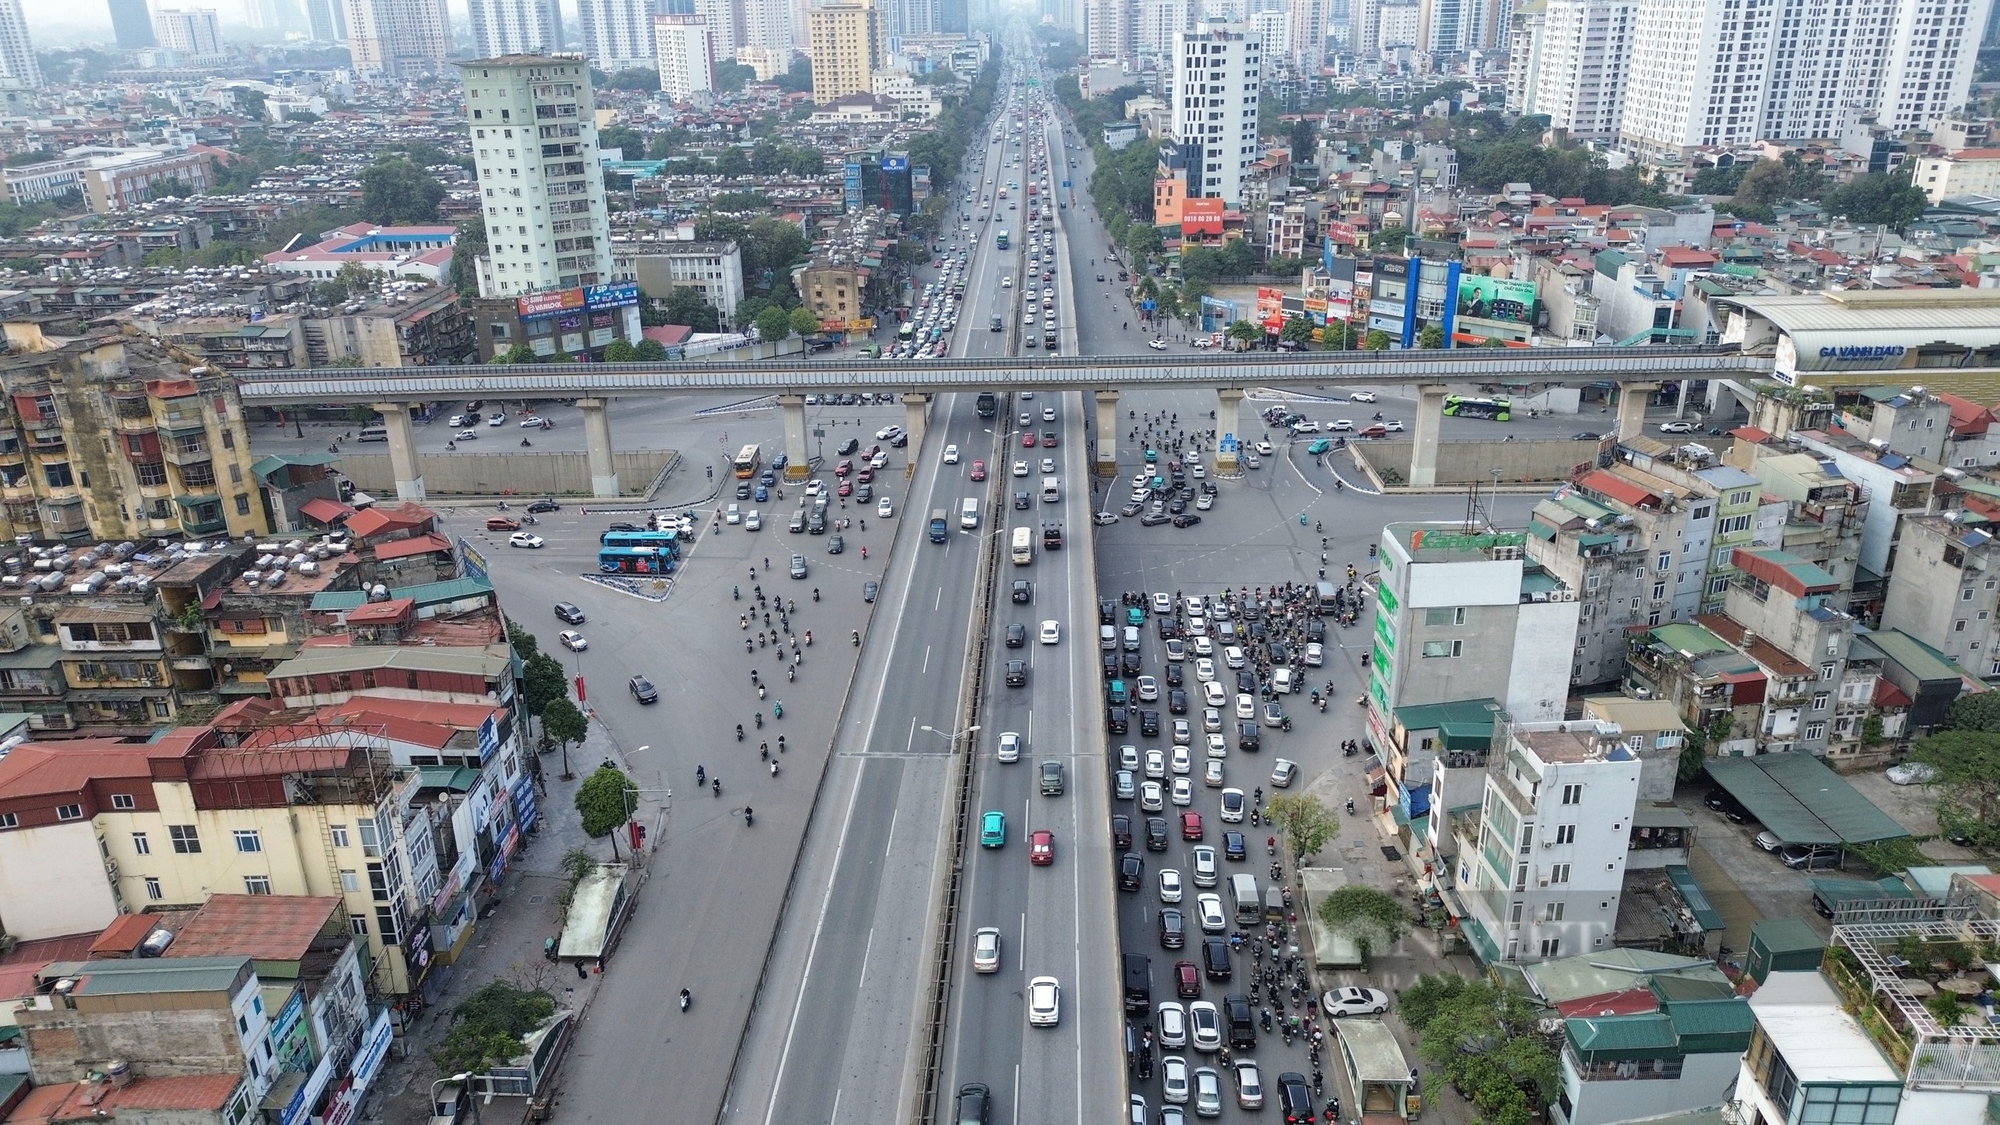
1357,439,1599,487
336,449,677,497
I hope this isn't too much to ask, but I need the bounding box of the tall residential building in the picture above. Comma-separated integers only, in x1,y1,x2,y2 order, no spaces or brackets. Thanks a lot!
468,0,563,56
458,56,615,296
1287,0,1326,69
1092,0,1139,63
693,0,741,53
1171,21,1262,208
655,15,716,100
108,0,160,48
577,0,659,72
1349,0,1380,53
740,0,791,54
343,0,450,75
807,1,882,104
153,8,224,56
0,0,40,84
1615,0,1992,162
1502,0,1543,113
305,0,346,40
1527,0,1630,142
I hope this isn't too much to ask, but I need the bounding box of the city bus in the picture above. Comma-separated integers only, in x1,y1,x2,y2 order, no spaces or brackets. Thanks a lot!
996,229,1010,250
600,529,680,552
732,444,761,478
1442,395,1512,421
598,545,677,575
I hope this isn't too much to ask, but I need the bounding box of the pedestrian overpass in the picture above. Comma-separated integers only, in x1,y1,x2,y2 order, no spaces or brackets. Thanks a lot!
232,346,1772,499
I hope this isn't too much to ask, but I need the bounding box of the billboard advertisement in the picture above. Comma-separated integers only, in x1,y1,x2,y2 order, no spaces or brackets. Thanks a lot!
1326,221,1360,246
584,281,641,311
843,162,863,213
517,289,585,319
1255,287,1284,320
1456,275,1535,324
1182,197,1224,235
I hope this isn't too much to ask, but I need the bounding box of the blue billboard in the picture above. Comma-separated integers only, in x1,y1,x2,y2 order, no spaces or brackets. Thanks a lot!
584,282,640,311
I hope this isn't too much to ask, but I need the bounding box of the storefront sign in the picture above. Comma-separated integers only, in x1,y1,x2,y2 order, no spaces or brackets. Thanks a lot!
1817,344,1907,361
1407,530,1528,551
517,289,585,319
1456,276,1535,324
584,282,641,311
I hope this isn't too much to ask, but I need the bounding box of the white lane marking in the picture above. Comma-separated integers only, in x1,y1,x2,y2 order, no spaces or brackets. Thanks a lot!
830,1089,840,1125
923,645,932,675
856,928,875,990
1018,912,1026,972
904,715,917,755
885,806,899,858
1026,709,1034,742
760,751,869,1125
936,585,944,611
1012,1065,1022,1125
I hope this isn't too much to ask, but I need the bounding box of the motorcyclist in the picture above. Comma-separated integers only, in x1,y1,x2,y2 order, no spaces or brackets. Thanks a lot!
695,764,705,785
712,777,722,796
679,988,691,1010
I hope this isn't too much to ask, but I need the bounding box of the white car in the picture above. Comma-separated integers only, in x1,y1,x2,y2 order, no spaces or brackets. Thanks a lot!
943,445,960,464
1348,390,1378,403
1271,759,1299,787
1171,777,1193,806
558,630,587,651
1145,748,1167,778
455,428,479,441
1887,762,1937,785
870,452,889,468
1027,975,1061,1026
1223,646,1245,670
1320,986,1393,1016
1303,642,1324,667
745,510,762,530
1165,639,1187,662
1201,681,1226,709
1219,788,1245,822
1193,1068,1222,1117
1191,636,1215,657
1014,460,1030,476
1159,869,1184,903
1195,494,1213,511
1384,420,1406,432
1162,1056,1191,1104
1659,420,1698,434
997,732,1022,763
878,498,895,518
1170,745,1191,774
1194,658,1217,683
447,414,467,427
1141,781,1165,811
1156,1001,1188,1047
803,480,824,496
1233,1060,1263,1109
1191,846,1218,887
1137,675,1159,701
876,425,904,440
1042,406,1056,422
508,532,545,548
487,413,507,426
725,503,742,524
1204,759,1225,787
1235,694,1256,719
1253,440,1274,455
1172,719,1192,745
973,926,1002,972
1188,1001,1222,1050
1039,620,1061,645
1040,458,1056,473
519,415,546,427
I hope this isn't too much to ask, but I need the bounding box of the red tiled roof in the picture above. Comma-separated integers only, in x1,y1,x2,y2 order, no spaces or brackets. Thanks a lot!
1577,469,1660,509
0,739,190,802
344,503,434,541
89,914,161,957
325,696,504,731
372,532,451,561
9,1075,243,1124
1938,393,1998,436
344,597,414,624
298,497,354,524
1555,987,1660,1017
1658,247,1718,267
166,894,342,961
1731,426,1772,442
1873,679,1912,708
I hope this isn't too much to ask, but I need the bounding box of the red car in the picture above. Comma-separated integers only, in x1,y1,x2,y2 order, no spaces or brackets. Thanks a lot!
1022,432,1037,448
857,467,875,484
970,460,987,481
1175,960,1201,998
834,460,854,477
1041,432,1058,448
1181,811,1204,841
1030,829,1054,865
837,480,853,497
1359,424,1388,439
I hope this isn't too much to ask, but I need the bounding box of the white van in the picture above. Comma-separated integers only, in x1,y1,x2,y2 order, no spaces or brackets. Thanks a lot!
960,498,980,529
1041,476,1060,503
1229,873,1260,925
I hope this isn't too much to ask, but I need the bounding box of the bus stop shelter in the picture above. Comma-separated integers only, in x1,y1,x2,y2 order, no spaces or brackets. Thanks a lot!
1336,1018,1415,1121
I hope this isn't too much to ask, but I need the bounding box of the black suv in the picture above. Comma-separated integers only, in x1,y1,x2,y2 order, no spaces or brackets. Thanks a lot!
1107,706,1129,734
1012,580,1033,603
1145,816,1168,851
554,602,586,625
1238,723,1262,751
1225,993,1256,1048
1168,689,1188,715
1005,659,1026,687
1119,851,1144,890
954,1083,989,1125
838,437,861,456
1159,908,1185,949
1111,814,1133,849
1006,622,1027,648
629,675,658,704
1202,937,1232,979
1139,710,1161,737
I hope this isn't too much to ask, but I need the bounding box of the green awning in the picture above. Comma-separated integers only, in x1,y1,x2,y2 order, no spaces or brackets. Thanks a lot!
1664,864,1725,932
174,493,221,509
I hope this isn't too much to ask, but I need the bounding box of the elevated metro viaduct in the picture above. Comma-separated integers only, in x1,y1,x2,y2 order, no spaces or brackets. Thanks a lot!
235,347,1772,499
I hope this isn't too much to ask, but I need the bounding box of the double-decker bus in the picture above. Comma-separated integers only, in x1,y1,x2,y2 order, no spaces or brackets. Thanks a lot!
732,443,761,478
1442,395,1512,421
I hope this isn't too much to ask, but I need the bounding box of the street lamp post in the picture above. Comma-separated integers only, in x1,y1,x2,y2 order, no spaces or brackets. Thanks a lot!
432,1074,483,1125
919,724,980,754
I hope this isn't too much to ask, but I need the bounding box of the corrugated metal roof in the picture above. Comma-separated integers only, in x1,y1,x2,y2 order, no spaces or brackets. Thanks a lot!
1866,627,1966,683
1720,290,2000,334
1664,864,1726,932
1704,753,1910,845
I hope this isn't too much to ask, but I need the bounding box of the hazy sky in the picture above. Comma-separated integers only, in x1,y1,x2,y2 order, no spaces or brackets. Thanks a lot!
19,0,504,45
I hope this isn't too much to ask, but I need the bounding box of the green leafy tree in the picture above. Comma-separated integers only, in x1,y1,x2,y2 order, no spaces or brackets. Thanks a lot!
1364,329,1392,350
789,306,821,337
1281,315,1316,345
574,763,635,852
1690,164,1749,195
1401,974,1558,1125
754,305,793,341
598,125,646,158
1371,225,1409,252
634,339,668,360
451,217,487,300
1908,729,2000,847
505,617,540,660
1945,692,2000,732
1734,159,1794,208
1821,170,1931,228
1124,223,1163,260
1318,885,1408,960
605,68,661,91
788,147,826,177
749,141,786,175
1266,793,1338,861
714,60,756,93
602,339,638,361
715,146,752,178
521,652,568,718
359,157,446,225
493,343,536,364
1417,324,1446,349
431,983,557,1075
771,56,814,94
543,696,588,753
660,286,722,332
1225,319,1261,346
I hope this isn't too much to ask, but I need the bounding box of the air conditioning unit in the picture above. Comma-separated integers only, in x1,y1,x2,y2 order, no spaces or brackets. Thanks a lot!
1537,876,1550,887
